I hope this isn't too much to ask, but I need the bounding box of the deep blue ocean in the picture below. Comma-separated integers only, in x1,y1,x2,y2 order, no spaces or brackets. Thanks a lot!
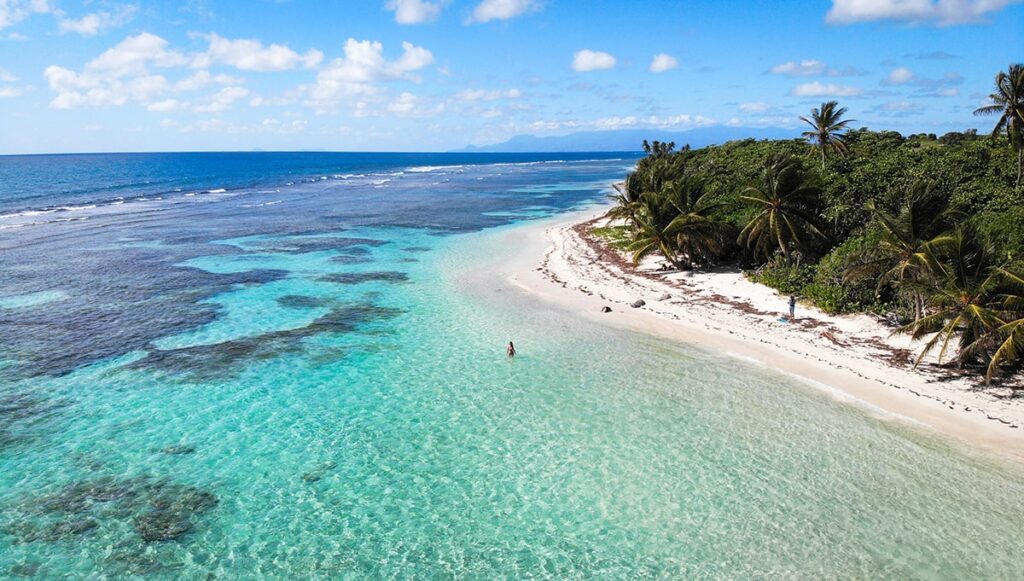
2,152,1024,579
0,151,636,214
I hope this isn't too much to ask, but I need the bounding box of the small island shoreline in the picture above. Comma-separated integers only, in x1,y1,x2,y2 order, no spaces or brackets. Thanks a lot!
497,205,1024,462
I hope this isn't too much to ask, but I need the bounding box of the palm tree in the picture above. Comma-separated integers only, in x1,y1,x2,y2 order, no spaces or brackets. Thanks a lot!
973,267,1024,382
609,154,686,227
642,139,677,157
800,100,855,169
607,172,645,227
738,155,825,263
627,192,685,267
844,181,955,320
663,176,731,268
899,228,1003,368
974,63,1024,187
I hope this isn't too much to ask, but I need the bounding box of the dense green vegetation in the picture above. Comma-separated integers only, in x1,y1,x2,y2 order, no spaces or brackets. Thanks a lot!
609,64,1024,384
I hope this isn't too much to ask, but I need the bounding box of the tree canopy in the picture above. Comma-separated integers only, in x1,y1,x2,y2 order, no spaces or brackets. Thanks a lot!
606,75,1024,384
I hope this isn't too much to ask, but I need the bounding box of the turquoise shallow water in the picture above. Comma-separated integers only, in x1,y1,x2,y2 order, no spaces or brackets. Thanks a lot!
2,220,1024,578
1,155,1024,578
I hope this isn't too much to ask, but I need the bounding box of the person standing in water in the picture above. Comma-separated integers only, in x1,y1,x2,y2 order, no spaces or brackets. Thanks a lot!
788,295,797,319
507,341,516,358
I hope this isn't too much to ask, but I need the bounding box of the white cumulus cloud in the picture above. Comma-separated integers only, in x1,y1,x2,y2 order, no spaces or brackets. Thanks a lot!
86,32,190,77
174,70,242,92
194,33,323,71
468,0,538,23
146,98,183,112
453,88,521,101
0,0,53,30
770,59,826,76
260,118,308,134
45,67,170,109
649,53,678,73
41,32,264,112
884,66,916,84
193,85,249,112
387,0,442,24
791,81,863,97
44,31,423,115
58,5,137,37
42,32,190,109
249,92,297,107
740,102,771,113
825,0,1022,25
583,114,715,131
386,91,418,114
306,39,434,109
572,49,616,72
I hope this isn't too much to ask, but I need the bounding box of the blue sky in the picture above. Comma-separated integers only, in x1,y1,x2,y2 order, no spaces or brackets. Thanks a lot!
0,0,1020,153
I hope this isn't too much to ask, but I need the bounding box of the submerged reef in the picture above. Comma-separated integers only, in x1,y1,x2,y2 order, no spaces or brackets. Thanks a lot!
129,303,403,380
318,272,410,284
5,475,219,546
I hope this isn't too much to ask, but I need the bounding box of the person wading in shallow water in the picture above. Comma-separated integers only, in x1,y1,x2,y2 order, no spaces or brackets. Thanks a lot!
507,341,516,358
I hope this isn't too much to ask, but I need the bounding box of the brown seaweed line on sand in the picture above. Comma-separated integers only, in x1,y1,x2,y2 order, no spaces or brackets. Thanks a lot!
547,215,1021,430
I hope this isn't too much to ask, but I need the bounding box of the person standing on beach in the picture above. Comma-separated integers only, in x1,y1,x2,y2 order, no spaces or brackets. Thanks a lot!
507,341,516,358
788,295,797,319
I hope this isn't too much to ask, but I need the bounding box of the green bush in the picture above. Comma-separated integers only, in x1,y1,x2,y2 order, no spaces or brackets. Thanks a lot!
747,234,890,314
799,233,883,314
747,258,814,294
973,206,1024,265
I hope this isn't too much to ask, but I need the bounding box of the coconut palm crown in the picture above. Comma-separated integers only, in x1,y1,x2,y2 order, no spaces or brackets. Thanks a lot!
737,155,825,262
974,63,1024,187
800,100,855,169
844,181,956,320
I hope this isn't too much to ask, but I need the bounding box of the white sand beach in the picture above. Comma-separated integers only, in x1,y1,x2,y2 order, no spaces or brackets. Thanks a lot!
495,206,1024,460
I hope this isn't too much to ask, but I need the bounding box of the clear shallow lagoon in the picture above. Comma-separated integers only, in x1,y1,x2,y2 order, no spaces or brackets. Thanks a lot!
1,153,1023,578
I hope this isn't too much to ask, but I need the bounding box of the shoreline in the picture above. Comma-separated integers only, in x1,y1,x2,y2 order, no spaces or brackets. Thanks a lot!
493,205,1024,462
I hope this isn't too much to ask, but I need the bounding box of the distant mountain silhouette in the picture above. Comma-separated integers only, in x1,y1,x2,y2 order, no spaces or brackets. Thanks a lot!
456,126,800,153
